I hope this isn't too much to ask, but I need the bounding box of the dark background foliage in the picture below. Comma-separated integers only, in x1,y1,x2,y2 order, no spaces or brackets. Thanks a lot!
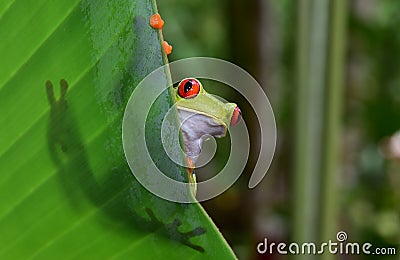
158,0,400,258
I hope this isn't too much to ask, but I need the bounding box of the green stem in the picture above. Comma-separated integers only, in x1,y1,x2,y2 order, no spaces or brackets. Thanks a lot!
319,0,347,257
293,0,329,259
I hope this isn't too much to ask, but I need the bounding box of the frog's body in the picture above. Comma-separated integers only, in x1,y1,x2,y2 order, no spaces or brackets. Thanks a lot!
173,78,241,194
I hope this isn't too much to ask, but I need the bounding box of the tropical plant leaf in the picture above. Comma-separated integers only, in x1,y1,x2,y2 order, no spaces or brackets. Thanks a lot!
0,0,236,258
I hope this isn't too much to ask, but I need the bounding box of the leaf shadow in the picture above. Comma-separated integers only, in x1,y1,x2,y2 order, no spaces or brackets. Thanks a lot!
45,79,205,253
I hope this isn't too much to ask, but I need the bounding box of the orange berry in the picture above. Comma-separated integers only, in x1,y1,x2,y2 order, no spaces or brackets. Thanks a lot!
163,41,172,55
150,13,164,29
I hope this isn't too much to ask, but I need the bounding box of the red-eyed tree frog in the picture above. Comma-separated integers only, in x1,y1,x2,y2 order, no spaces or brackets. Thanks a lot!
173,78,241,194
150,14,241,194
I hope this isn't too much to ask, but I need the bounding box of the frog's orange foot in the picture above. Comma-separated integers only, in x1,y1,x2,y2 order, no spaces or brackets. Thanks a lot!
163,41,172,55
150,13,164,29
186,157,195,169
186,157,197,196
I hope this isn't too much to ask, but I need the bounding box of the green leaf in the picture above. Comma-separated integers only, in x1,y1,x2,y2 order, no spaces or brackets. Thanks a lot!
0,0,236,258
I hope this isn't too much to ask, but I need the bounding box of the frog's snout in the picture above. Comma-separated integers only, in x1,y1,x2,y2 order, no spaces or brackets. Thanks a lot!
230,106,242,126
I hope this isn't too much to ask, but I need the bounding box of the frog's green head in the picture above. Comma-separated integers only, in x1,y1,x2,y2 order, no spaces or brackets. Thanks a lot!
174,78,241,163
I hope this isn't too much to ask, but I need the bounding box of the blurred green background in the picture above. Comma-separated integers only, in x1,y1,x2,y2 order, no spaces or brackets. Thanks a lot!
158,0,400,259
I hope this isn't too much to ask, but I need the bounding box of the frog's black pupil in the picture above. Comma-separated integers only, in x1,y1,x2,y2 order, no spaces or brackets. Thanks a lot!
184,81,193,93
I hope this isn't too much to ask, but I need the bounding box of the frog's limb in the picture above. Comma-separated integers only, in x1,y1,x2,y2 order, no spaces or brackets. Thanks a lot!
188,170,197,197
186,157,197,196
190,171,197,197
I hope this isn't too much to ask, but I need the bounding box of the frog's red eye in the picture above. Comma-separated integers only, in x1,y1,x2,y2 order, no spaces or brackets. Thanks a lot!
178,78,200,99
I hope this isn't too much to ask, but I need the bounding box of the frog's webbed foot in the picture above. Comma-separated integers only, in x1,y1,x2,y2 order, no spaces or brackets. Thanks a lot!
145,208,205,252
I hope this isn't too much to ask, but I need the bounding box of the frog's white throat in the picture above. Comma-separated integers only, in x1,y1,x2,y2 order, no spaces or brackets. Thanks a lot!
177,108,226,163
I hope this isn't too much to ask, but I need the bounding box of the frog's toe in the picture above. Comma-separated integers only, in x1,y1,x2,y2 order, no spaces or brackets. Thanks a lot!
163,41,172,55
150,13,164,29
